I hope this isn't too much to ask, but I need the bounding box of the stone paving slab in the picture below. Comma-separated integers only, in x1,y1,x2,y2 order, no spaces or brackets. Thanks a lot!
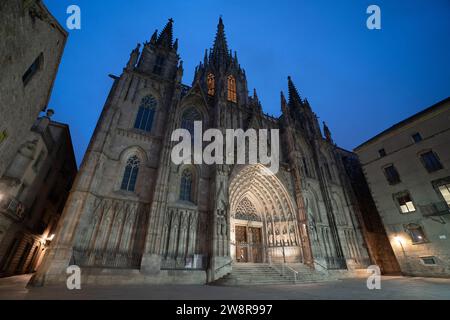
0,274,449,300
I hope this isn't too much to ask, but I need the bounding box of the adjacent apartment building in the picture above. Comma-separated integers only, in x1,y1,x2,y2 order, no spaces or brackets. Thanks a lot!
355,97,450,277
0,0,75,277
0,0,68,177
0,111,77,277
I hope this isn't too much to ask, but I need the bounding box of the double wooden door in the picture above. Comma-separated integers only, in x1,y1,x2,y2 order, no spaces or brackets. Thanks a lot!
235,226,263,263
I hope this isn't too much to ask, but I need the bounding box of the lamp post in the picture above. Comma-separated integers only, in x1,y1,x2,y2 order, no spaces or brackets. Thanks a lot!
394,235,410,274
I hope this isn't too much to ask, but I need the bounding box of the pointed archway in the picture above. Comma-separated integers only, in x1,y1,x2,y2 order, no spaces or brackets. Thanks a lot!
229,164,303,263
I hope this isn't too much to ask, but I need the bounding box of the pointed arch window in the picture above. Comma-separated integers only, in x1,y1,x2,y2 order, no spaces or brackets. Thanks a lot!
134,95,157,132
227,75,237,103
180,169,193,202
207,73,215,96
121,156,140,192
181,107,202,136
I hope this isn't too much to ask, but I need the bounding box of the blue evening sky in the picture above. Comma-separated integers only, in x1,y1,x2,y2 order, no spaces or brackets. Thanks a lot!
43,0,450,166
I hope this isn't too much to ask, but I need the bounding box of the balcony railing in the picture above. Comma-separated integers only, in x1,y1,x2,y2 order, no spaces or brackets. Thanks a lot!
419,201,450,217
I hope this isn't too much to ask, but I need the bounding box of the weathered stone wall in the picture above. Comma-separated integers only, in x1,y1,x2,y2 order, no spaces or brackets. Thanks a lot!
0,0,67,177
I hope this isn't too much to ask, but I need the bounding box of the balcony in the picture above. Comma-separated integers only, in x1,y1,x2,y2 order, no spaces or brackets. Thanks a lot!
0,196,25,221
419,201,450,217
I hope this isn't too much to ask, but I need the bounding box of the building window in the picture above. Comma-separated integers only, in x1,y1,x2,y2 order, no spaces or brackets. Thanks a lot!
181,107,202,136
412,132,422,143
405,223,427,244
153,55,165,75
378,148,386,158
438,184,450,206
23,53,43,86
384,165,401,185
420,151,443,173
207,73,215,96
227,75,237,103
396,193,416,213
180,169,193,202
420,256,437,265
120,156,140,192
134,95,157,132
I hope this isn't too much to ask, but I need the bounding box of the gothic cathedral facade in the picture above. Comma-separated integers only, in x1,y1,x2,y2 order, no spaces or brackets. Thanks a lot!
33,18,371,285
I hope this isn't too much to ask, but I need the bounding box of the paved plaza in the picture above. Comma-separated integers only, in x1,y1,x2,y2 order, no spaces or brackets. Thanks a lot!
0,274,449,300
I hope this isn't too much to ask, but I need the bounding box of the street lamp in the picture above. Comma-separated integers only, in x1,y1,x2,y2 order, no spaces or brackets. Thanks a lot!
394,235,410,274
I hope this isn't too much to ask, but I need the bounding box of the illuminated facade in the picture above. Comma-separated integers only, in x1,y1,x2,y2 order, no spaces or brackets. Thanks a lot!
355,98,450,277
33,18,374,286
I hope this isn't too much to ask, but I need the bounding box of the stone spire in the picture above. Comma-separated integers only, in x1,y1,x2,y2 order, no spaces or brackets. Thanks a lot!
280,91,289,116
126,43,141,70
253,88,259,103
210,17,231,67
150,30,158,44
323,121,333,143
157,18,174,48
288,76,302,107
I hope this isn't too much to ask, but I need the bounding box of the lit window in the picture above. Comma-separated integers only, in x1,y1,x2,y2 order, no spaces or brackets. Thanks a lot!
420,151,443,173
227,75,237,103
23,53,43,86
405,223,427,244
412,133,422,143
438,184,450,206
134,95,157,132
121,156,140,192
207,73,215,96
180,169,193,201
397,193,416,213
384,165,401,185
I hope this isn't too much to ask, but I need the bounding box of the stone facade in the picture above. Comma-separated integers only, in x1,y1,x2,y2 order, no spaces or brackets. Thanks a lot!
0,0,67,178
355,97,450,277
32,18,372,286
0,112,77,277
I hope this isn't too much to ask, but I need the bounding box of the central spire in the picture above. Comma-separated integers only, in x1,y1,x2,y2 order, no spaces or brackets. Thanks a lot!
157,18,174,48
287,76,302,107
211,17,230,66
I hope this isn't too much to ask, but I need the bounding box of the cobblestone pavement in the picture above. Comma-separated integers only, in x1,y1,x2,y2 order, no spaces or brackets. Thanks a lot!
0,274,449,300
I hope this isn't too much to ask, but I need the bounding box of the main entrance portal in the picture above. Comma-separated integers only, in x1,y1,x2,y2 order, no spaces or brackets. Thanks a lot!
235,226,263,263
229,165,304,264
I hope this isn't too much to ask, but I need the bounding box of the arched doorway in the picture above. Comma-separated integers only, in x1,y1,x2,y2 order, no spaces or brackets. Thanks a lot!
229,164,303,264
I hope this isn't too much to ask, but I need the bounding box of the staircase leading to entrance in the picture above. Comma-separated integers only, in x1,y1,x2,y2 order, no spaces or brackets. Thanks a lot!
213,263,334,286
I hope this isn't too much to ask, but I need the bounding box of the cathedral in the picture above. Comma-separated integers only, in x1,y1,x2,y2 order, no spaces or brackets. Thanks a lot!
32,18,372,286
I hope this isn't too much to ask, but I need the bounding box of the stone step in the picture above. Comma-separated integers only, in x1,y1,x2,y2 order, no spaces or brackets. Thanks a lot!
212,262,337,286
